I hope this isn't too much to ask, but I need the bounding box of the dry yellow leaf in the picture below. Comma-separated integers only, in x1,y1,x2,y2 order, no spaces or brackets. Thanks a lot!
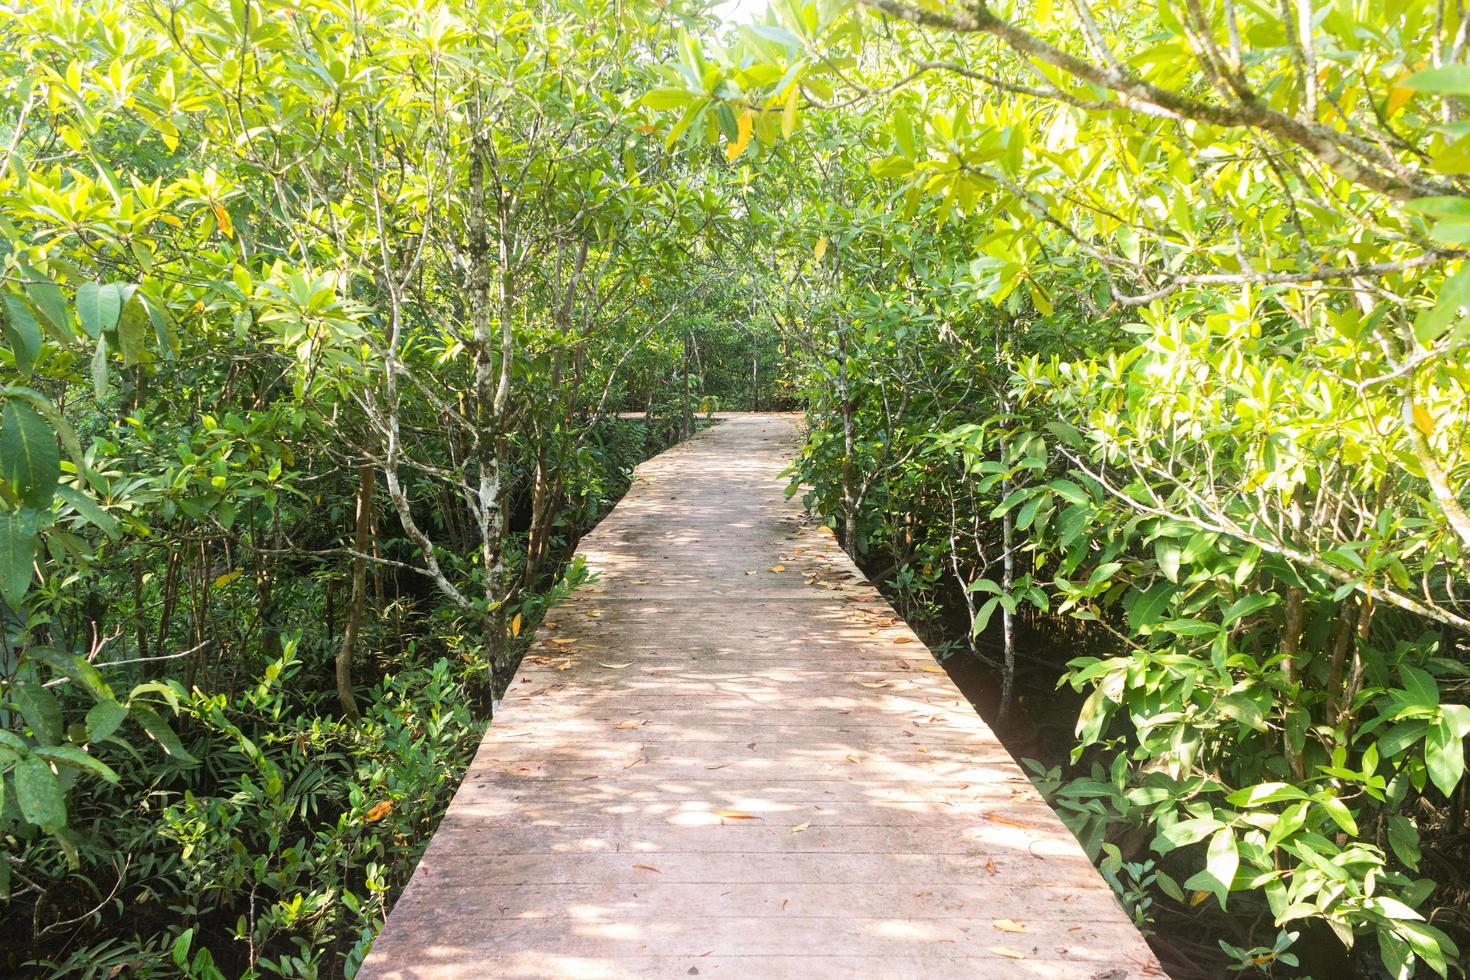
363,800,393,823
615,721,641,729
857,680,888,689
633,864,661,874
918,664,945,673
511,612,522,638
814,234,828,261
599,662,635,669
791,821,810,833
769,564,786,572
988,946,1025,960
845,754,861,764
893,636,915,644
714,809,759,820
992,919,1026,933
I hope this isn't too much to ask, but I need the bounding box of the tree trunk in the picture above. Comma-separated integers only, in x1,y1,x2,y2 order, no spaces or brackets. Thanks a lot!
335,465,373,721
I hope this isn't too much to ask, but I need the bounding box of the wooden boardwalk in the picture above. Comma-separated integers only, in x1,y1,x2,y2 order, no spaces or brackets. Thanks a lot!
362,414,1158,979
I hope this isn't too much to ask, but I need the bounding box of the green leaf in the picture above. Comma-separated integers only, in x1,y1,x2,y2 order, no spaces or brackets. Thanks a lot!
1425,714,1465,795
1316,794,1358,835
1189,826,1239,909
1221,593,1276,627
1399,665,1440,708
117,293,149,366
1217,693,1267,731
25,647,115,703
33,745,119,784
19,266,69,338
0,509,38,609
86,700,129,742
91,334,110,400
55,485,120,539
1387,814,1421,871
76,282,124,339
2,294,41,377
1,399,60,508
1226,782,1308,807
1402,64,1470,94
129,703,197,763
10,679,62,745
14,754,66,833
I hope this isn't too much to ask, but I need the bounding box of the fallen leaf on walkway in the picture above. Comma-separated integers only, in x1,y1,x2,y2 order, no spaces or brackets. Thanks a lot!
917,746,928,753
988,946,1025,960
993,919,1026,933
791,821,810,833
769,564,785,572
893,636,915,644
845,754,861,764
984,857,997,875
918,664,944,673
714,809,759,820
985,812,1032,829
633,864,661,874
555,659,573,671
705,764,726,770
857,680,888,688
585,610,602,618
598,662,635,669
615,721,641,729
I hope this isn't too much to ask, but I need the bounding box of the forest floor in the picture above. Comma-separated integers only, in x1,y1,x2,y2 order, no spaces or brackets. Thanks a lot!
360,414,1157,979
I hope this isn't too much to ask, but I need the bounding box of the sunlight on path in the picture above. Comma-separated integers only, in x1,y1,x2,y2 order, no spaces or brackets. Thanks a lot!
361,414,1159,979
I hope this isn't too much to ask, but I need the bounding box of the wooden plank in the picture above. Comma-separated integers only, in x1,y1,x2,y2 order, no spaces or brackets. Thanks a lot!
360,414,1161,979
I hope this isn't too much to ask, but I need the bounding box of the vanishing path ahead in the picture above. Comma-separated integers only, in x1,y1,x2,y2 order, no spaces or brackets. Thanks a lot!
363,414,1157,979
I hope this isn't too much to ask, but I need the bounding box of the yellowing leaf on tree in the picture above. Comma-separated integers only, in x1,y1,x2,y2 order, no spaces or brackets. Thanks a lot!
363,800,393,823
814,234,828,261
726,108,753,161
211,201,234,239
1412,402,1435,436
511,612,522,638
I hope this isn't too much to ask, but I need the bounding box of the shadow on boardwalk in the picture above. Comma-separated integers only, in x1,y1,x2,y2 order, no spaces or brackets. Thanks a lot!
361,414,1160,979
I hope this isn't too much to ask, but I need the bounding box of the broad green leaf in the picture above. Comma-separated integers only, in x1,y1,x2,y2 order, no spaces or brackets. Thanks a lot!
1425,714,1465,795
33,745,119,783
0,510,38,609
76,282,124,339
14,754,66,832
0,399,60,508
117,294,149,365
10,679,62,745
1402,64,1470,94
86,700,129,742
2,294,41,377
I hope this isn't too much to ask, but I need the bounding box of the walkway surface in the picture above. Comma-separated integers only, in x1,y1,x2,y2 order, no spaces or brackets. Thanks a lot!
362,414,1159,979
